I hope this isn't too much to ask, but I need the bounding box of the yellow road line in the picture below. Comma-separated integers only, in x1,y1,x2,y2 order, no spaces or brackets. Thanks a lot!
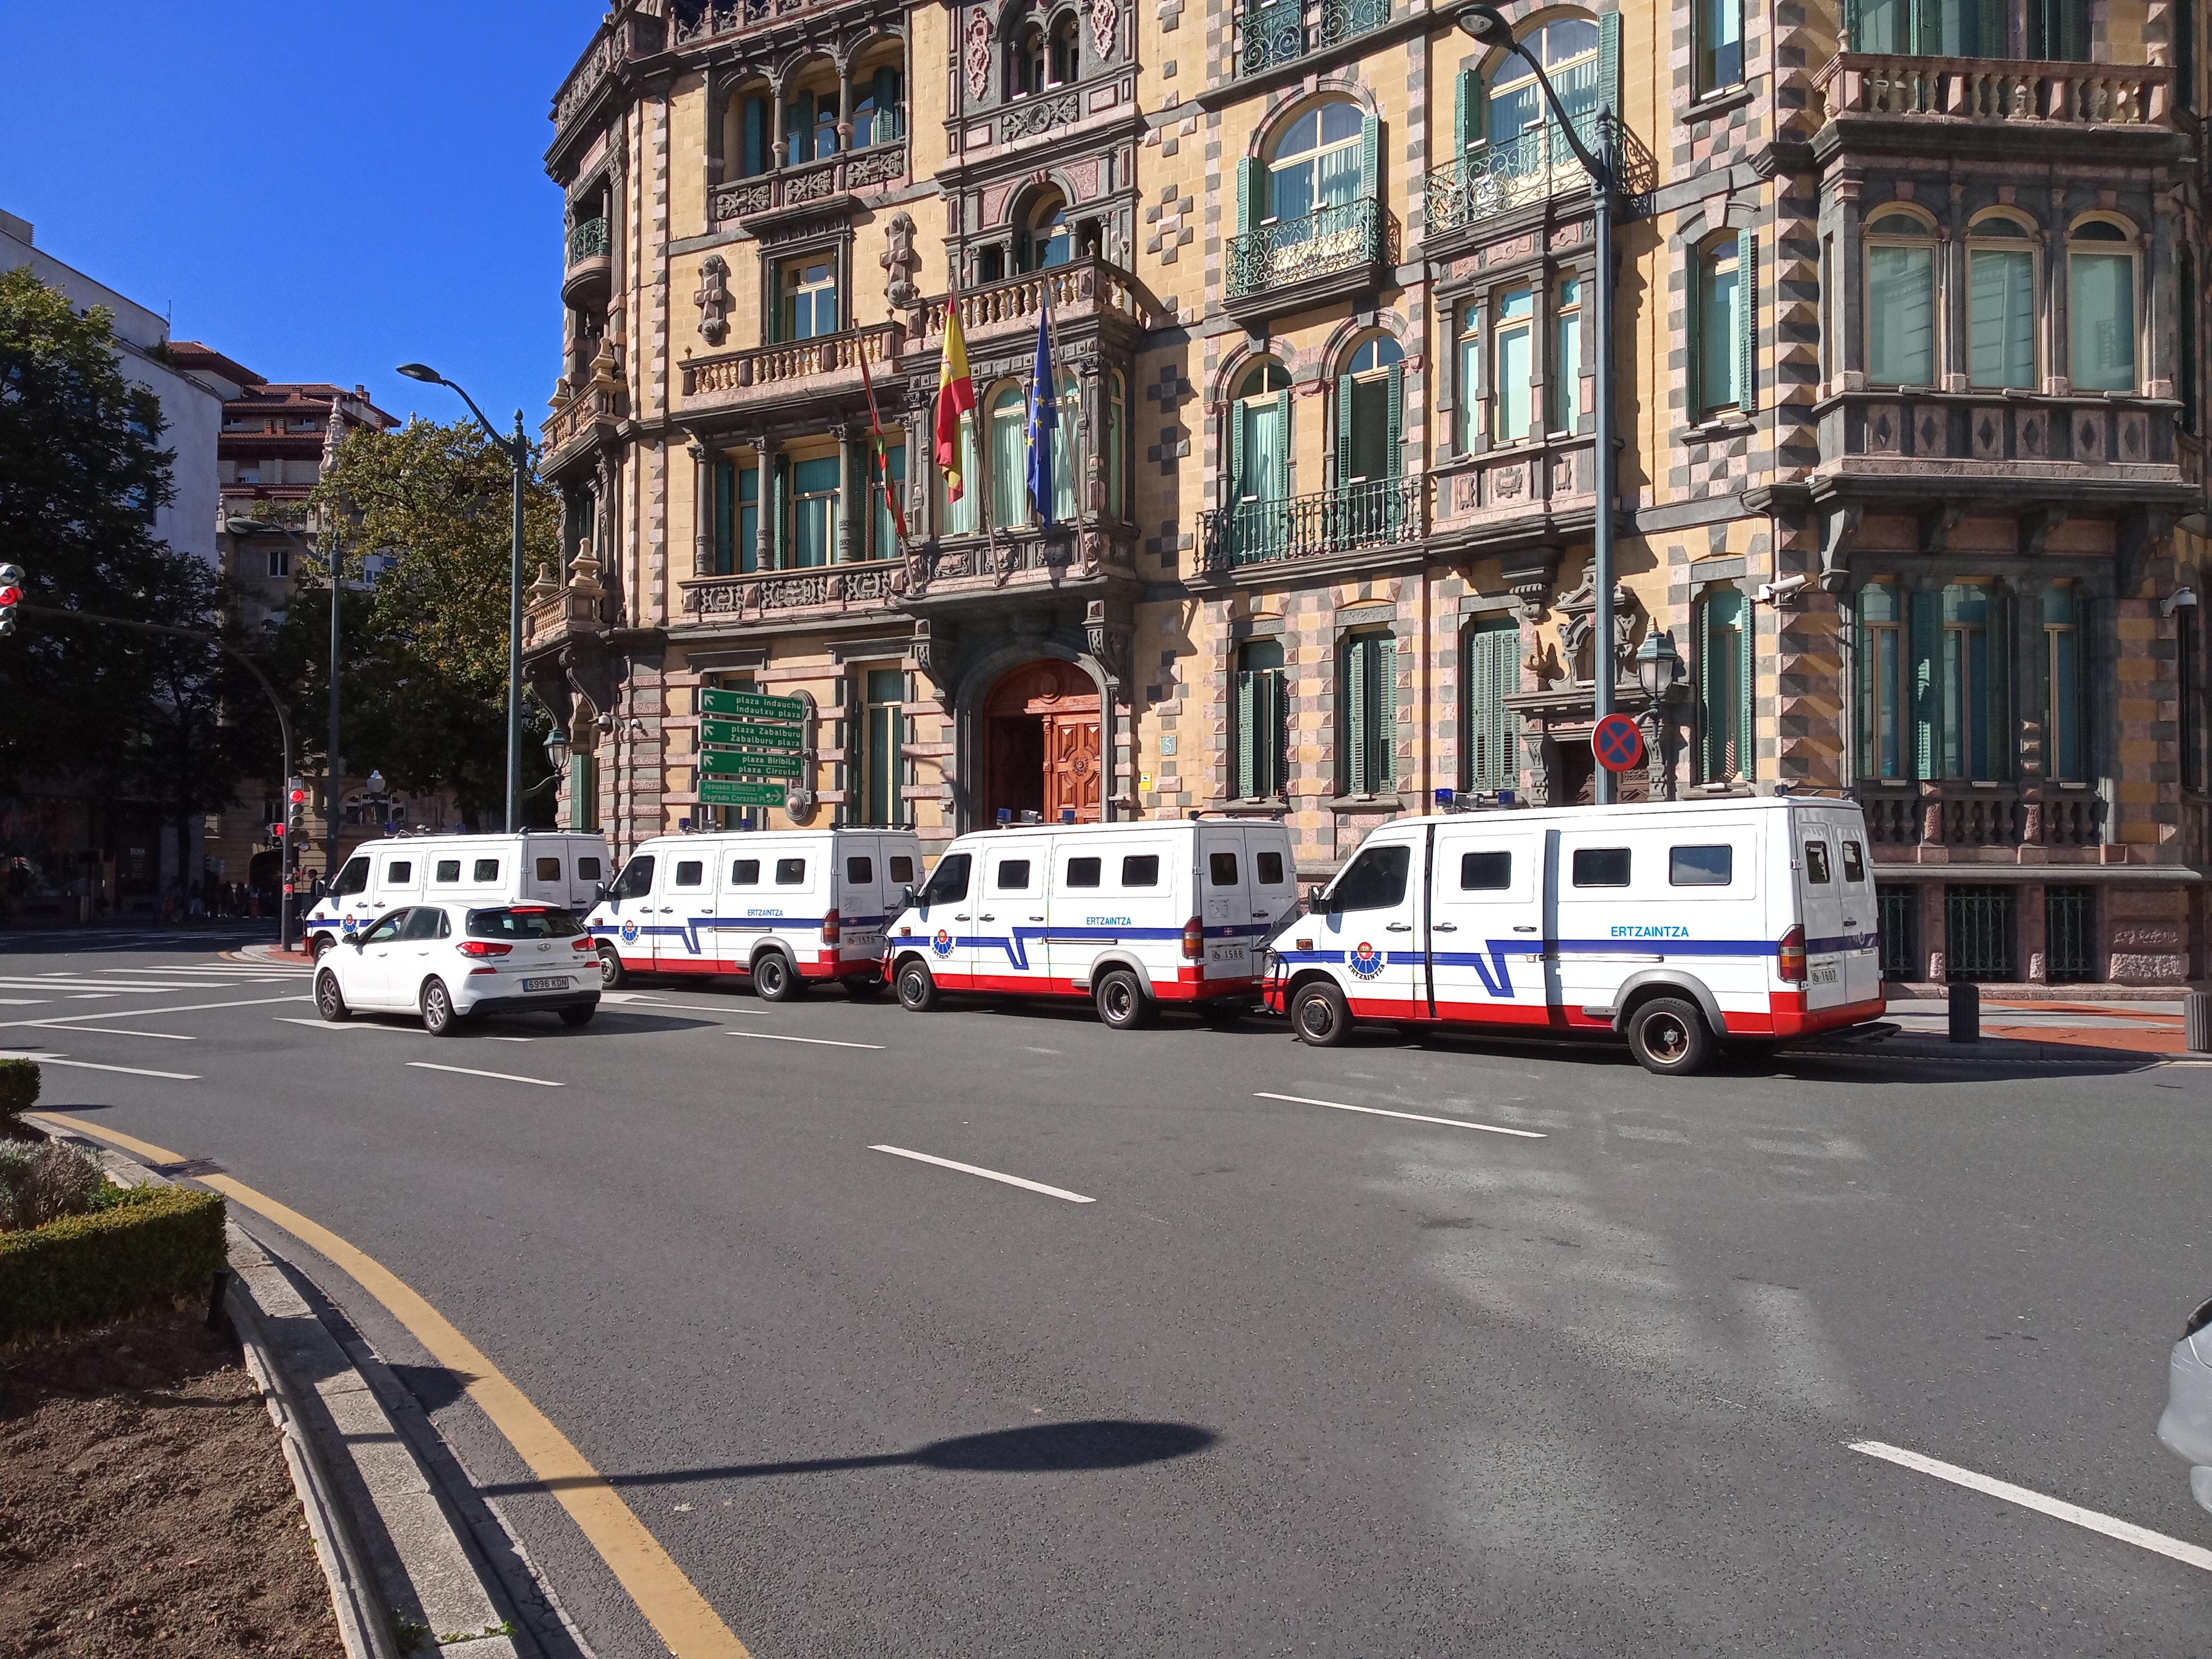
33,1111,752,1659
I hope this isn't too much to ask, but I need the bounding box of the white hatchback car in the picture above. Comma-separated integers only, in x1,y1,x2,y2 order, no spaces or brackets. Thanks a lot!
314,902,601,1034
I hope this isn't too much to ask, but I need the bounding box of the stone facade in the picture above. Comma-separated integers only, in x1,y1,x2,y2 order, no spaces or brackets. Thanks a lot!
531,0,2212,988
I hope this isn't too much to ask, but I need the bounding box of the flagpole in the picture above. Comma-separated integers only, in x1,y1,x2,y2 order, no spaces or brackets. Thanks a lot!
1046,295,1088,554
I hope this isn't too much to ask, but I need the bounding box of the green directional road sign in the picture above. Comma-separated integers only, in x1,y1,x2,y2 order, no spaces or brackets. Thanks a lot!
700,687,805,722
700,717,801,750
698,779,788,808
699,750,806,779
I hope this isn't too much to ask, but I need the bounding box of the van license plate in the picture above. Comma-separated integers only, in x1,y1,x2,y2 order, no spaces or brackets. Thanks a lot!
1809,963,1838,986
523,976,567,993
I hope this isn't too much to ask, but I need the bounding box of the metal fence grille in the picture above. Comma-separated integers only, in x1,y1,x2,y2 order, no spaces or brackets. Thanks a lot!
2045,886,2096,983
1945,885,2016,982
1876,886,1918,980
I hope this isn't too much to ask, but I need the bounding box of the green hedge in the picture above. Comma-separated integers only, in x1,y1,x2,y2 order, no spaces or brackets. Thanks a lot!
0,1058,37,1122
0,1184,227,1341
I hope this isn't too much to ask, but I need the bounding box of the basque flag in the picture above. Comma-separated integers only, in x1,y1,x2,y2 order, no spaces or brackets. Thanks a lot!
1024,302,1057,524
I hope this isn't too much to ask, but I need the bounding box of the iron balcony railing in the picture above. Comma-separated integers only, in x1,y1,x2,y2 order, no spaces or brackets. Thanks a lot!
1199,477,1424,571
1225,198,1392,300
1422,113,1655,234
1237,0,1390,76
567,217,610,264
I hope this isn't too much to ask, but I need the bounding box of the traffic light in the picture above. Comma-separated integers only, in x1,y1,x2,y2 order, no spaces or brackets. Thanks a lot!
0,563,23,638
286,783,309,836
268,822,286,842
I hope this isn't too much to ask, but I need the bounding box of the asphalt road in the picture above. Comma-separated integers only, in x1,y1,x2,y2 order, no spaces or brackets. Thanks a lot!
7,926,2209,1657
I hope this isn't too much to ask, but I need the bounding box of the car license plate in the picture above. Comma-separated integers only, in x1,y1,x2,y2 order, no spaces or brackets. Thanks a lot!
523,976,567,993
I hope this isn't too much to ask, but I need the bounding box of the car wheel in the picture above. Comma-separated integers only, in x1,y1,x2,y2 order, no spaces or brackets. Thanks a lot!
314,969,350,1023
1626,995,1716,1076
421,977,460,1037
846,972,889,1000
1094,968,1157,1031
1290,980,1353,1047
596,944,628,990
558,1004,596,1028
895,958,939,1011
753,949,804,1002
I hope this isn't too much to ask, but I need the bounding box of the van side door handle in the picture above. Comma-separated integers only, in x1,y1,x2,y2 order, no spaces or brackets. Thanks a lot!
1433,922,1458,932
979,913,996,921
1844,916,1859,927
953,913,970,921
1513,925,1538,933
1385,922,1413,933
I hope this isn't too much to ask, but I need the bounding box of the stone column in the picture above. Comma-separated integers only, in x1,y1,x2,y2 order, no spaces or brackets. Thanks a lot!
1835,180,1866,386
753,441,777,572
690,442,713,577
837,427,864,563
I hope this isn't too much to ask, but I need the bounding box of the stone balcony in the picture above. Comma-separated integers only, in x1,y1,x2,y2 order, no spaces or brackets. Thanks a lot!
680,324,900,419
710,127,908,227
676,559,903,633
911,259,1150,350
563,218,611,307
900,524,1141,620
1856,779,2107,860
1812,52,2182,160
1429,434,1599,556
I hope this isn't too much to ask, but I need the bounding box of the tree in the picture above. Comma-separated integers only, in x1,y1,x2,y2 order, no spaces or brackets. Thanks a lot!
298,419,562,827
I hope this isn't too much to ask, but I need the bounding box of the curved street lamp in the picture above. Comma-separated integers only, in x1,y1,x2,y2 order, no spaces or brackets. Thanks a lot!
397,362,534,833
1457,2,1624,803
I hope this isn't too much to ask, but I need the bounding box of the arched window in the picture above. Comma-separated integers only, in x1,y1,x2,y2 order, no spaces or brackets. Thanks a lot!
988,382,1027,529
728,84,773,177
2068,216,2138,393
1695,233,1748,416
1486,17,1600,145
1049,11,1080,83
1865,207,1938,388
1017,193,1071,272
1696,585,1752,783
1013,23,1045,98
784,65,840,164
1967,211,2038,390
1338,336,1404,487
853,62,903,148
1226,362,1292,561
1264,100,1365,225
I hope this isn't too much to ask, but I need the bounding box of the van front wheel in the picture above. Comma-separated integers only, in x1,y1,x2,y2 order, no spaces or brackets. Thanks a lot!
1625,996,1716,1076
753,950,804,1002
1094,968,1157,1030
596,945,628,990
895,959,939,1011
1290,981,1353,1047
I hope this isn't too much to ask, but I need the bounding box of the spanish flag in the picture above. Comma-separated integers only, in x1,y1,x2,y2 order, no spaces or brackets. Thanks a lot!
934,296,977,502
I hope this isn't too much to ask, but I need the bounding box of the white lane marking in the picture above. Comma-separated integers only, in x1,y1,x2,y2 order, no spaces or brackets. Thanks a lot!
1254,1091,1547,1138
726,1030,885,1050
1848,1440,2212,1574
66,993,125,1000
48,1028,197,1042
0,999,49,1006
0,979,203,992
406,1061,563,1088
275,1017,419,1036
868,1144,1094,1204
0,1049,199,1081
0,994,313,1030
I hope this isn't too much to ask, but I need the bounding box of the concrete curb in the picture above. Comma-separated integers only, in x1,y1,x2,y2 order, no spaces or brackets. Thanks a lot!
234,942,314,969
1791,1033,2172,1065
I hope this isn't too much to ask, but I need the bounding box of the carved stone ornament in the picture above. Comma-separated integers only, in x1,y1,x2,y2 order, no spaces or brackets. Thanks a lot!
881,211,920,312
693,254,731,346
1089,0,1119,57
965,8,994,100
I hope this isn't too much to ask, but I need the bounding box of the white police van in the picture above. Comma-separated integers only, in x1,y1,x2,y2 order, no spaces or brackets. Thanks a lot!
1261,794,1884,1074
586,828,924,1000
304,832,612,960
883,815,1299,1028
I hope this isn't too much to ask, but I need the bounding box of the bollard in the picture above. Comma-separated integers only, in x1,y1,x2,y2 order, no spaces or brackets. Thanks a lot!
1948,980,1980,1044
2188,991,2212,1054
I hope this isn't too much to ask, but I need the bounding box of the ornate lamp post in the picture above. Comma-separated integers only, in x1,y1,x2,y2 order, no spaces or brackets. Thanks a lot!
1635,628,1685,798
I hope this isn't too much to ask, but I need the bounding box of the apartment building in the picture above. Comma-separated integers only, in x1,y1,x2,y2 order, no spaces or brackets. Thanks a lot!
529,0,2211,987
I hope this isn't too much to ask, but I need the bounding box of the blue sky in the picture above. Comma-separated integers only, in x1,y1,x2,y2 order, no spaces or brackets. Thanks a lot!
3,0,604,425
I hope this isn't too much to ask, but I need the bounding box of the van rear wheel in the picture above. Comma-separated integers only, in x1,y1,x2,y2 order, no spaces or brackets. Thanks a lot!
1094,968,1156,1030
1290,981,1353,1047
596,944,628,990
895,959,939,1011
752,949,804,1002
1625,996,1716,1076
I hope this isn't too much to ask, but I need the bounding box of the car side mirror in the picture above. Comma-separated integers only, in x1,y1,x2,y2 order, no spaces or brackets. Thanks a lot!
346,934,365,949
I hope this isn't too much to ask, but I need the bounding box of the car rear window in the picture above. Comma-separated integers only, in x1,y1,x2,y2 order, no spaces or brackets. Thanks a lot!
1065,856,1102,889
473,859,500,882
1209,852,1239,886
1572,848,1631,887
434,860,461,883
730,859,760,886
888,855,914,884
775,858,806,886
1256,851,1285,885
536,857,561,880
1803,841,1832,884
1459,850,1511,890
675,860,705,887
1669,845,1732,886
846,856,874,884
468,907,584,940
1121,855,1160,888
1840,840,1865,884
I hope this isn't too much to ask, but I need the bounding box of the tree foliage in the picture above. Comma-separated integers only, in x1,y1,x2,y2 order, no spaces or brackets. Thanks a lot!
297,418,563,826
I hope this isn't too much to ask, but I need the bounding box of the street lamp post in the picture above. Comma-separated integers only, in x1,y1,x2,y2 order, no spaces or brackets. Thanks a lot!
396,363,531,833
1456,3,1622,804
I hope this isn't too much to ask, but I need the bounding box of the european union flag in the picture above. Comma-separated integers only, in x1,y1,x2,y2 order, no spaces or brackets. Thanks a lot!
1024,302,1057,524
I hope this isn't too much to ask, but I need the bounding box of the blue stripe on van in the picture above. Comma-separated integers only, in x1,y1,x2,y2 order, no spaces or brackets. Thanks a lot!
588,914,890,956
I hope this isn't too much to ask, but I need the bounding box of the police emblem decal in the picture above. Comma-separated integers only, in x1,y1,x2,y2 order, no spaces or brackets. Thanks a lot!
619,918,641,946
1347,941,1384,979
931,929,954,957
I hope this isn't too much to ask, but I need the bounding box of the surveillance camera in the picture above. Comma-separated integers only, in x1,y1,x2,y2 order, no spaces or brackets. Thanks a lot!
2161,586,2198,617
1757,574,1812,603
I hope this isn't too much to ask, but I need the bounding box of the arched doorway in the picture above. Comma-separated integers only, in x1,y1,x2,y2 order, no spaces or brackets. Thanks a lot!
982,661,1101,824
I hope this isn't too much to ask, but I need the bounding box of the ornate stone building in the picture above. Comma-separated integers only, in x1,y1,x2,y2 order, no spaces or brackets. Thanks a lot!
530,0,2212,988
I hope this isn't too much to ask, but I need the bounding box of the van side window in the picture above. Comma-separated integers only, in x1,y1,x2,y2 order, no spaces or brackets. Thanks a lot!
775,858,807,886
578,857,603,882
334,858,370,896
1459,851,1511,890
1669,846,1732,886
730,859,760,886
888,856,914,884
473,859,500,882
1840,840,1865,884
1256,851,1285,885
675,860,705,887
919,853,970,904
610,856,655,898
536,857,561,881
1064,857,1102,889
846,856,874,884
1121,855,1160,888
1209,852,1239,885
434,860,461,883
1331,844,1410,911
386,861,414,885
994,859,1031,891
1803,841,1832,884
1572,848,1631,887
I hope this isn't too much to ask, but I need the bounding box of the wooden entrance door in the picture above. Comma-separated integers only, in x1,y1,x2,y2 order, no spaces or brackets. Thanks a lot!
1046,712,1102,822
983,662,1102,825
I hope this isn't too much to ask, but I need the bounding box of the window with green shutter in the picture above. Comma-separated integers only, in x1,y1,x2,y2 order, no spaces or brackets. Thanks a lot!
1341,631,1396,797
1696,585,1752,782
1235,639,1288,799
712,460,737,576
860,667,906,825
1465,617,1520,791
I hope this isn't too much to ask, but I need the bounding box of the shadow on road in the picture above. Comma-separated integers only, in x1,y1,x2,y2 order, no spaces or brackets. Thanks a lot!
455,1417,1218,1495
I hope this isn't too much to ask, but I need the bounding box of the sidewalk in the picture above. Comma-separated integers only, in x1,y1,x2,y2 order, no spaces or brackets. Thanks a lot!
1819,996,2201,1064
237,941,315,968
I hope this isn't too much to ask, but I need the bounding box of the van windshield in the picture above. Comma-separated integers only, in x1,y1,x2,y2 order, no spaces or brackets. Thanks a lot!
918,853,970,906
1328,845,1410,912
333,858,370,898
609,856,655,900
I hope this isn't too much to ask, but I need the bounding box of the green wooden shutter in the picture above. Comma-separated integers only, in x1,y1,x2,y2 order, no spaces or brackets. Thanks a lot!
1985,590,2011,781
1687,251,1707,417
1237,157,1259,230
1910,588,1939,781
1737,226,1757,414
1599,10,1622,117
1272,389,1292,496
2048,0,2089,60
1842,0,1862,49
1345,637,1368,794
1384,363,1404,476
1467,619,1519,790
1236,669,1257,798
1696,594,1718,779
772,453,790,570
1360,111,1380,201
1262,669,1285,795
1371,636,1396,793
1977,0,2005,58
1916,0,1943,57
1455,64,1484,154
1336,374,1355,485
1737,588,1756,781
712,460,736,575
1230,398,1247,503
